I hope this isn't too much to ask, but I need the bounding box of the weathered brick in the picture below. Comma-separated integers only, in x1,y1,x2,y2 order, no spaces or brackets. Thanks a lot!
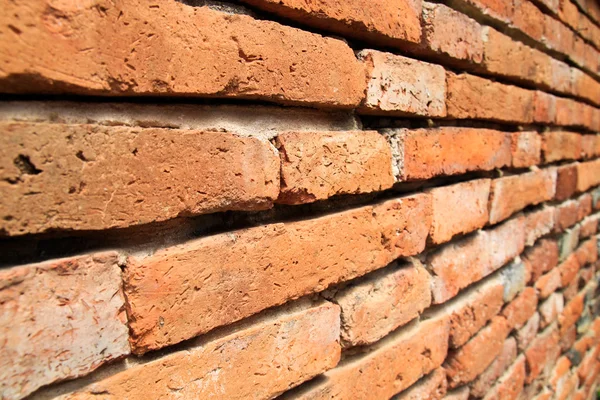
482,355,526,400
559,292,585,335
392,368,447,400
539,292,565,328
446,72,535,123
510,131,542,168
332,260,431,347
559,324,577,352
447,0,514,23
516,312,540,351
554,200,580,233
0,122,279,236
488,169,556,224
549,356,573,399
428,216,525,304
360,50,447,117
427,179,490,245
559,253,581,287
275,130,393,204
513,0,545,40
524,207,555,246
126,194,432,353
59,300,341,400
499,257,527,302
581,134,600,158
559,226,581,261
443,387,470,400
555,163,579,201
0,0,366,106
535,268,562,298
525,324,561,383
384,127,511,182
444,316,511,387
578,193,593,221
285,316,450,400
575,238,599,266
524,239,560,284
580,215,599,238
0,252,130,400
542,131,583,162
502,287,538,330
470,337,517,397
533,90,557,123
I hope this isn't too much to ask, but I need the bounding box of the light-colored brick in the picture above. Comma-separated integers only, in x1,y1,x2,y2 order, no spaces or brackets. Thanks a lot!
482,355,526,400
542,131,583,162
524,207,555,246
470,337,517,397
510,131,542,168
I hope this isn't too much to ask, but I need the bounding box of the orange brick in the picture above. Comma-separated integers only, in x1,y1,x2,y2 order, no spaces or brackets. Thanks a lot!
575,238,599,266
555,163,579,201
549,356,573,396
443,387,470,400
360,50,446,117
513,0,545,40
332,260,431,347
444,316,511,387
0,122,279,236
524,206,555,246
502,287,538,330
578,193,593,221
0,0,365,106
558,253,581,287
525,324,561,383
126,194,432,353
488,169,556,224
446,73,535,123
470,337,517,397
0,252,130,400
516,312,540,351
60,300,341,400
533,90,557,123
392,368,448,400
385,127,511,181
581,134,600,158
539,292,565,328
449,0,514,23
535,268,562,298
580,215,599,238
427,179,491,245
559,324,577,352
524,239,560,284
554,200,580,232
482,355,526,400
510,131,542,168
559,292,585,335
275,130,394,204
428,216,525,304
542,131,583,162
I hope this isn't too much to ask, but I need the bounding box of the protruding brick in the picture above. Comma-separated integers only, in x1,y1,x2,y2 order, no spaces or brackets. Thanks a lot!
332,260,431,347
275,130,394,204
524,239,560,284
0,1,366,106
516,312,540,351
535,268,562,298
559,325,577,352
510,131,542,168
427,179,490,245
384,127,511,182
525,324,561,383
576,158,600,193
554,200,580,232
580,215,599,238
539,292,565,328
578,193,593,221
575,238,599,266
533,91,557,124
558,253,581,287
555,163,579,201
542,131,583,162
559,292,585,335
502,287,538,330
513,0,545,40
360,50,447,117
482,355,526,400
392,368,447,400
58,300,341,400
126,194,432,353
524,207,555,246
470,337,517,397
0,252,130,400
0,122,279,236
489,169,556,224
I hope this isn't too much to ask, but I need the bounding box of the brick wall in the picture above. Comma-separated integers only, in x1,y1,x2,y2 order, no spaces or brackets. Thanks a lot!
1,0,600,399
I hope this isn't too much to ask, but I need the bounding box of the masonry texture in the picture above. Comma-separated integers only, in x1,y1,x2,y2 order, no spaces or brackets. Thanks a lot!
1,0,600,399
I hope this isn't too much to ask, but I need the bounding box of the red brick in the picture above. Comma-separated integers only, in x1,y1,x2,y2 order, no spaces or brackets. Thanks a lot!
559,324,577,352
126,194,432,353
559,292,585,335
427,179,490,245
535,268,562,298
524,239,560,284
555,163,579,201
428,216,525,304
580,215,599,238
558,0,581,29
543,14,575,54
359,50,447,117
575,238,599,266
239,0,423,45
422,3,484,64
0,252,130,400
0,1,365,106
287,316,450,400
470,337,517,397
488,169,556,224
332,260,431,347
578,345,600,381
533,90,557,123
539,292,565,328
502,287,538,330
558,253,581,287
444,316,511,387
61,300,341,400
581,134,600,158
524,207,556,246
578,193,593,221
446,73,535,123
542,131,583,162
385,127,511,182
0,122,279,236
525,324,561,383
554,200,580,232
513,0,545,40
510,131,542,168
516,312,540,351
482,355,526,400
392,368,448,400
275,130,394,204
571,68,600,107
549,356,573,397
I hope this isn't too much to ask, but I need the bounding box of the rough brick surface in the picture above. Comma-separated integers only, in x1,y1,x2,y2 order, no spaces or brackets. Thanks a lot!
501,287,538,330
542,131,583,162
482,355,526,400
392,368,448,400
524,207,556,246
525,325,561,383
555,163,579,202
469,337,517,397
577,159,600,192
524,239,560,284
0,253,130,400
511,131,542,168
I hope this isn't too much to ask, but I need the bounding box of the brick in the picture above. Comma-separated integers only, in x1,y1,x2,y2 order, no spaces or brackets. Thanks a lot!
0,122,279,236
428,216,525,304
581,134,600,158
510,131,542,168
359,50,446,117
578,193,593,221
443,387,470,400
549,356,573,396
524,207,555,246
446,72,535,123
575,238,599,266
580,215,600,238
571,68,600,107
422,3,484,64
513,0,545,40
275,130,394,204
555,200,580,232
60,300,341,400
593,188,600,209
286,316,450,400
559,253,581,287
392,368,447,400
502,287,538,330
578,345,600,381
559,324,577,352
543,14,575,54
426,179,490,245
535,268,562,298
559,292,585,335
525,324,561,383
542,131,583,162
524,239,560,284
539,292,565,328
442,276,505,348
516,312,540,351
0,1,365,106
239,0,422,45
488,169,556,224
332,260,431,347
384,127,511,182
448,0,514,22
444,316,511,387
470,337,517,397
0,252,130,400
559,226,581,261
500,257,527,302
533,90,557,123
555,163,579,201
482,355,526,400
